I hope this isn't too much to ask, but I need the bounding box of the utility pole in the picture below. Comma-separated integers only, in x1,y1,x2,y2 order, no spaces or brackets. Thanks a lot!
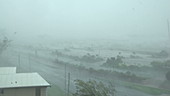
65,63,67,96
28,55,31,72
167,19,170,39
67,73,70,96
167,19,170,60
18,54,20,72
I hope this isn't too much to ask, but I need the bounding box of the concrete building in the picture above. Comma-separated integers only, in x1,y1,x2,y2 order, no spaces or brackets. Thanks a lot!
0,68,50,96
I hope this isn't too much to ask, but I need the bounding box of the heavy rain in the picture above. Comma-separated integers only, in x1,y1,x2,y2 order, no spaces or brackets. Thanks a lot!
0,0,170,96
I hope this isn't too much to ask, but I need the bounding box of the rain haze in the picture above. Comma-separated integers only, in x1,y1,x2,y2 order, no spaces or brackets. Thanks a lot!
0,0,170,42
1,0,170,96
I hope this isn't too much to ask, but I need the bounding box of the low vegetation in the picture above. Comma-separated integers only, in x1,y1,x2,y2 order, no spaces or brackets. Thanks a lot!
52,50,103,63
0,36,10,54
124,81,170,95
151,60,170,69
54,59,147,83
73,79,116,96
129,52,143,59
151,50,169,58
166,71,170,81
102,55,124,67
102,55,150,72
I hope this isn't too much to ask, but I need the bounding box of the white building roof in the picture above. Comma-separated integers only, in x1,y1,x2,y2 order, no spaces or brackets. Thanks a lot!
0,73,50,89
0,67,16,74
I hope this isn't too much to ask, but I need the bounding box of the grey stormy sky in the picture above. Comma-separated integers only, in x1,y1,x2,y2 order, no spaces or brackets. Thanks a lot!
0,0,170,42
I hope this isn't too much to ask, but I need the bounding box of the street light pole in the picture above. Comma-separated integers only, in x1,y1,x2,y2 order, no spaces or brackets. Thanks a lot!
167,19,170,39
167,19,170,59
67,72,70,96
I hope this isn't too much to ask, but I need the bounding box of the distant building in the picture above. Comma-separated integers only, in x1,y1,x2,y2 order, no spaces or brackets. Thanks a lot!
0,68,50,96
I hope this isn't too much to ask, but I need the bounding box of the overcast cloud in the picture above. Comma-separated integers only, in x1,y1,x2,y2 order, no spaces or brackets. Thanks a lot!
0,0,170,43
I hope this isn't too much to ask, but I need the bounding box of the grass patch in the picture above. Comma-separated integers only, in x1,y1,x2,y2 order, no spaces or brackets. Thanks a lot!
47,84,65,96
94,77,170,95
124,82,170,95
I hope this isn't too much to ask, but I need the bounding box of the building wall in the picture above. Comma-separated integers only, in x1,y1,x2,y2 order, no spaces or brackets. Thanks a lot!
41,87,47,96
0,87,47,96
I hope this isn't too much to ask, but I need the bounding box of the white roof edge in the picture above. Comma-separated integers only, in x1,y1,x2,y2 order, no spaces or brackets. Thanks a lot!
0,72,51,88
0,84,51,89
